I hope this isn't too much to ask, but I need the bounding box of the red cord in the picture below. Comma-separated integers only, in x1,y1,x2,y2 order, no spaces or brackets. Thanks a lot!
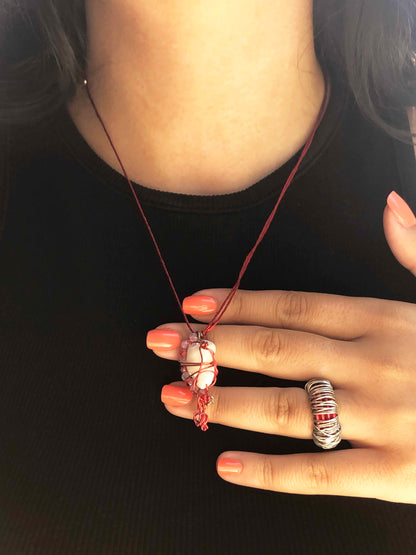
84,76,330,336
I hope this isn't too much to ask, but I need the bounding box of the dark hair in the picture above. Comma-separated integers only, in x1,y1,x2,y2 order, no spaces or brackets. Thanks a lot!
0,0,415,145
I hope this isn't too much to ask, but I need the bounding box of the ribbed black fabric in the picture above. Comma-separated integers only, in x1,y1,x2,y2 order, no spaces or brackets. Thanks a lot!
0,71,415,554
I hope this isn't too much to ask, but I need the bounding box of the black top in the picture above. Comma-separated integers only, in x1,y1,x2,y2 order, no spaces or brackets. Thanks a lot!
0,71,415,555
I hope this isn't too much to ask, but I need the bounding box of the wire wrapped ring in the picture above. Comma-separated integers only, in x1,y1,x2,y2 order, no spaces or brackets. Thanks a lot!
304,378,342,450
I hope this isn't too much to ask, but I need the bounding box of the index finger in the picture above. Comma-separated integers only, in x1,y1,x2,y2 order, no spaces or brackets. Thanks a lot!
184,288,410,340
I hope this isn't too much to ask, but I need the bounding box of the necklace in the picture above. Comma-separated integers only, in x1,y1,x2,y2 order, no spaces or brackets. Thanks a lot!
83,75,330,431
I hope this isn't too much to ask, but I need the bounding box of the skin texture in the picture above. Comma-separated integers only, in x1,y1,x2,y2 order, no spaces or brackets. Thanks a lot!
150,202,416,504
67,0,324,195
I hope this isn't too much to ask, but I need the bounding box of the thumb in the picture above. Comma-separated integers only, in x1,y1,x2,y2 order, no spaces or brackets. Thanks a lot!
383,191,416,276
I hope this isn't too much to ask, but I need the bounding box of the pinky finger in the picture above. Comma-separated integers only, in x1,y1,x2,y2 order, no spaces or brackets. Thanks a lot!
216,449,407,503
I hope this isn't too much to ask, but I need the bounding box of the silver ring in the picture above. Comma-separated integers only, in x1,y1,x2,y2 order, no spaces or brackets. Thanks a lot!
304,379,342,450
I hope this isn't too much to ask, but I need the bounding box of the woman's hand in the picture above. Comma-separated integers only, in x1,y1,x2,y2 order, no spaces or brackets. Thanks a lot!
146,193,416,503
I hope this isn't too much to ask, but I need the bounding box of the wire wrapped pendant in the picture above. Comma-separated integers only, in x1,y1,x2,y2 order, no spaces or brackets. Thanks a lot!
179,331,218,431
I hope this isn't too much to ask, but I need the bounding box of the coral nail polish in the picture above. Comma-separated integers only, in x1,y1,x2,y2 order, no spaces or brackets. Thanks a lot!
387,191,416,228
161,384,193,406
217,458,243,474
183,295,217,315
146,329,182,349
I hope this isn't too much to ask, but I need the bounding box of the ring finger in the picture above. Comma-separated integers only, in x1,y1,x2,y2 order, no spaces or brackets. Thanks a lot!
162,382,365,442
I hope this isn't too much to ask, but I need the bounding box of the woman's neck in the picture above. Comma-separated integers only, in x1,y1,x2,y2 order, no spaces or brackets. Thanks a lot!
68,0,325,195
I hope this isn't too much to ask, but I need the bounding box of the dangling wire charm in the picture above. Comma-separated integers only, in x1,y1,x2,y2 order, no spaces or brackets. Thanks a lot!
179,331,218,431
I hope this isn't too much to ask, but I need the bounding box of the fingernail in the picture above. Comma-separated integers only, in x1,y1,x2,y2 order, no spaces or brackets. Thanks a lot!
146,329,182,350
183,295,217,315
217,457,243,474
387,191,416,228
161,384,193,406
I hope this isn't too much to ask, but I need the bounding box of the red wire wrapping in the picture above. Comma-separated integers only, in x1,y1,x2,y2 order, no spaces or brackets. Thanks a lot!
194,392,212,432
179,333,217,430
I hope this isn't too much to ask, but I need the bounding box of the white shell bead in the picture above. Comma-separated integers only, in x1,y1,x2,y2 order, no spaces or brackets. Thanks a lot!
185,340,216,390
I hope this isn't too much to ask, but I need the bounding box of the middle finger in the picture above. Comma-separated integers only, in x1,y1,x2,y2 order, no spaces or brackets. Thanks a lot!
151,323,358,386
